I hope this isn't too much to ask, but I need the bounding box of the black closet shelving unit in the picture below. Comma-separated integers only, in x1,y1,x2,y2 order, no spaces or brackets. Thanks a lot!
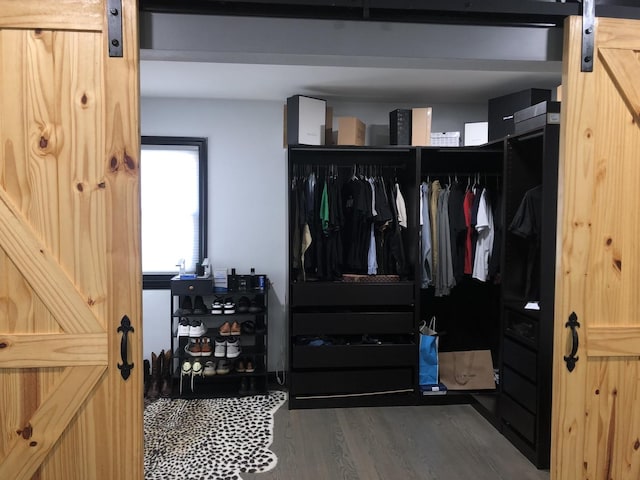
499,107,560,468
287,145,419,409
417,141,505,417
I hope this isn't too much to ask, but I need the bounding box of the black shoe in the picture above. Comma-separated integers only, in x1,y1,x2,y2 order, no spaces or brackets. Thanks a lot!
249,377,257,394
240,320,255,334
248,298,263,313
193,295,207,314
178,296,193,315
237,296,250,313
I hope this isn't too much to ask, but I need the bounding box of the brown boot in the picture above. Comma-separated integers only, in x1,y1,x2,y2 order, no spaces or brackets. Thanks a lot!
160,349,173,397
147,351,161,400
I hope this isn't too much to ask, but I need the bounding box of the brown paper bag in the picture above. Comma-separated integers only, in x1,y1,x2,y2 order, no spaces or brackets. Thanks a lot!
438,350,496,390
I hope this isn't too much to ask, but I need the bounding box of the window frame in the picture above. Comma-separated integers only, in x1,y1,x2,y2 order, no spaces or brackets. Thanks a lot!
141,136,208,290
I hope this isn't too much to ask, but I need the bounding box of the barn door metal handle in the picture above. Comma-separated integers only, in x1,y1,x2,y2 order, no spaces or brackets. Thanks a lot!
564,312,580,372
117,316,134,380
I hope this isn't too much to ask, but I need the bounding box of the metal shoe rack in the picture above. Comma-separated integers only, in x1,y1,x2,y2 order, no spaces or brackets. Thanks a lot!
170,275,269,398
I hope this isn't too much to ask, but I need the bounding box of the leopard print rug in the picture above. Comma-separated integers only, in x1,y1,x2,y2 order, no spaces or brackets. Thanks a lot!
144,391,287,480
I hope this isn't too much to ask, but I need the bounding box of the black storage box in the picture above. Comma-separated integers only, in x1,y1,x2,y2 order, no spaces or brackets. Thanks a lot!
488,88,551,141
514,101,561,135
389,109,412,145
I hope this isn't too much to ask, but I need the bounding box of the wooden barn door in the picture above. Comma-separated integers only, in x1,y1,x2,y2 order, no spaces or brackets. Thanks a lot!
553,15,640,480
0,1,142,479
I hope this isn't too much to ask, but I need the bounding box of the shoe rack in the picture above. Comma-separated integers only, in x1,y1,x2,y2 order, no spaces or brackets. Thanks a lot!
169,275,269,398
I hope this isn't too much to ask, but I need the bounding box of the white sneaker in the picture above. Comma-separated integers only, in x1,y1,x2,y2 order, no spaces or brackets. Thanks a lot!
212,297,224,314
203,360,217,377
189,320,207,337
223,297,235,314
214,336,226,358
226,336,242,359
177,318,190,337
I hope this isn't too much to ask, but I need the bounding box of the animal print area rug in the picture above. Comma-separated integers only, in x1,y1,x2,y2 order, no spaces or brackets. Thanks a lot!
144,391,287,480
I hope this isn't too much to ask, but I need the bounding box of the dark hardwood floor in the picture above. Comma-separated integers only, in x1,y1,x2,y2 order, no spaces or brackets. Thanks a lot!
244,401,550,480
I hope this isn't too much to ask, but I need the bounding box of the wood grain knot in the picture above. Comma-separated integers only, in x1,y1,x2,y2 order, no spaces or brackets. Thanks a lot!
606,238,612,246
77,183,84,192
124,152,136,170
29,441,37,447
612,388,618,396
39,136,48,149
613,259,622,272
81,93,88,105
20,424,32,440
34,29,42,35
0,342,7,349
88,297,95,306
634,439,640,450
110,156,118,171
98,182,106,189
595,389,600,395
585,128,592,139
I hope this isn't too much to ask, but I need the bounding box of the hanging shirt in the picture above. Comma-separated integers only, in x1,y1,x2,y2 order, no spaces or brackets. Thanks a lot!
472,188,494,282
420,182,432,287
436,186,455,296
429,180,442,284
320,181,329,234
395,183,408,228
367,178,378,275
463,188,476,275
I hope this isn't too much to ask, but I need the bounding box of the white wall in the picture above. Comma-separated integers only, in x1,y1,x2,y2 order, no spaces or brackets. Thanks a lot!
141,96,487,369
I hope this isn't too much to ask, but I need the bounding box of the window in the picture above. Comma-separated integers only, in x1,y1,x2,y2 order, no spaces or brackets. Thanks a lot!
141,136,208,289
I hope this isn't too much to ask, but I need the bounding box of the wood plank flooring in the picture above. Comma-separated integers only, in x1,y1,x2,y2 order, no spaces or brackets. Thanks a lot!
244,402,550,480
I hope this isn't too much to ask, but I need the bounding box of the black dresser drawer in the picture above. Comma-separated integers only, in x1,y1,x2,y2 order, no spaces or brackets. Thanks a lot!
291,282,414,307
503,337,537,383
292,343,415,369
291,312,414,335
501,394,536,444
502,366,537,414
291,368,414,395
171,278,213,296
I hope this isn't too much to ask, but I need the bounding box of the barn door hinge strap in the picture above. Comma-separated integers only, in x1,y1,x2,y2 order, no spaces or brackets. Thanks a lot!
107,0,123,58
581,0,595,72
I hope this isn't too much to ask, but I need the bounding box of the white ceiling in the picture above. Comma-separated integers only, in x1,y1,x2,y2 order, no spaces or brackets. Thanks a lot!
140,60,562,104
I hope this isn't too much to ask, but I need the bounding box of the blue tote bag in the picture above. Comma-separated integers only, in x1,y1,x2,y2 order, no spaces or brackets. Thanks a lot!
419,316,439,386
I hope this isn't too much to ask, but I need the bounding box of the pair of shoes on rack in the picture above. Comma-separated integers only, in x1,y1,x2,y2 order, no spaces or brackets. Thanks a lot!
185,337,213,356
234,357,255,373
146,349,173,400
239,377,258,396
219,321,241,336
214,336,241,358
202,359,231,376
212,296,236,315
180,358,204,394
177,318,207,337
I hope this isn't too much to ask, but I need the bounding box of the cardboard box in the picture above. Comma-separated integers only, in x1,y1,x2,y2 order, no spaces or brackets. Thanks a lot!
487,88,551,141
337,116,365,146
411,107,433,146
389,109,412,145
286,95,326,145
464,122,488,146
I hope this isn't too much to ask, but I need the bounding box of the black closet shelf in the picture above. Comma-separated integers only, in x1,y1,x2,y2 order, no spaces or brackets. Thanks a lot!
290,367,414,396
292,343,415,369
291,281,415,307
288,145,414,154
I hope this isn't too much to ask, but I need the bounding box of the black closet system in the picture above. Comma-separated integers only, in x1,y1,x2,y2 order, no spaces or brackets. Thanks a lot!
287,114,559,469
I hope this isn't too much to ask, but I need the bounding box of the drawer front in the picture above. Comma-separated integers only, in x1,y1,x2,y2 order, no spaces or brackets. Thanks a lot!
292,312,414,335
504,308,538,346
502,366,537,414
291,282,414,307
292,344,415,369
501,394,536,444
171,279,213,296
503,337,537,383
291,368,414,395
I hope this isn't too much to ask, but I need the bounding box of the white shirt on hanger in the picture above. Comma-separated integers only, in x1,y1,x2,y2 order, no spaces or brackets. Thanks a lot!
472,188,494,282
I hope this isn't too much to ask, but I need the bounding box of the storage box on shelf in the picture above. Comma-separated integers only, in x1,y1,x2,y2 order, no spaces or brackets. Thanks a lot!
170,275,269,398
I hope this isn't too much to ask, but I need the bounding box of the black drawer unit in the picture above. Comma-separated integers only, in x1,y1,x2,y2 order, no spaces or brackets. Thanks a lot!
291,368,414,396
501,393,536,444
292,343,415,369
502,337,537,383
291,311,414,335
291,282,415,307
